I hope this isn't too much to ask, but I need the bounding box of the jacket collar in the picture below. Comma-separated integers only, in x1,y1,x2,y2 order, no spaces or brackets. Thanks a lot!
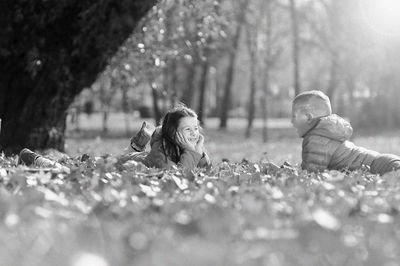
301,116,324,138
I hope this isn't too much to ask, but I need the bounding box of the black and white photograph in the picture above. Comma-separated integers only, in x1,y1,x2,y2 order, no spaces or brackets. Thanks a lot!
2,0,400,265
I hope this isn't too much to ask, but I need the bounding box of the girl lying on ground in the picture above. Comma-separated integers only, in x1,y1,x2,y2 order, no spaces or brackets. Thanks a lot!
120,105,211,172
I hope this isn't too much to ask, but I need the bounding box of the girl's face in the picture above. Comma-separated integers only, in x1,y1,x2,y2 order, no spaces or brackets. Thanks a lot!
177,116,200,145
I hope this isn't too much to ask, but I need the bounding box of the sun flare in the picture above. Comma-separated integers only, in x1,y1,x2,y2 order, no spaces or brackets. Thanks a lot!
360,0,400,36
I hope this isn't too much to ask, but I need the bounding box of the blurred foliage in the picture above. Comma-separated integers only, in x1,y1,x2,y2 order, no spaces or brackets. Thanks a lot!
1,152,400,265
104,0,231,110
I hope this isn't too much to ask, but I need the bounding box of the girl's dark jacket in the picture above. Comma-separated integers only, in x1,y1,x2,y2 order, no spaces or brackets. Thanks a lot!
133,128,211,171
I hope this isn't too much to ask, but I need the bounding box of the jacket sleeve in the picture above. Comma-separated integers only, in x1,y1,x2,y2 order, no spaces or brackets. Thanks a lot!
199,152,212,169
144,138,211,171
370,153,400,175
143,144,173,169
177,150,203,170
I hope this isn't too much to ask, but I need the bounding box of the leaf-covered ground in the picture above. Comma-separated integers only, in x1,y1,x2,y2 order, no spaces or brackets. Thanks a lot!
1,151,400,266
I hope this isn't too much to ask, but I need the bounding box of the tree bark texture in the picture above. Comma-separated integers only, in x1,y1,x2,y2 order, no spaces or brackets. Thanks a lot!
0,0,156,153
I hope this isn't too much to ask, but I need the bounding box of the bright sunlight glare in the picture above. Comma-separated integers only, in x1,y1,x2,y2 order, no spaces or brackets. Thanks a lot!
360,0,400,37
71,253,108,266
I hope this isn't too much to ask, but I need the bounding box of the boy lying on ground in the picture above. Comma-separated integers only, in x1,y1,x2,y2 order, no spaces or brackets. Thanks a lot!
291,90,400,175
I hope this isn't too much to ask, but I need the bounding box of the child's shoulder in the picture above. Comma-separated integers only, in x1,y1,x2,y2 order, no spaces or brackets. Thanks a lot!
149,126,163,145
309,114,353,141
319,114,350,126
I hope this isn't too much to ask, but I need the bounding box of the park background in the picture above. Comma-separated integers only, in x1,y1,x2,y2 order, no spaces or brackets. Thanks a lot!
64,0,400,165
3,0,400,266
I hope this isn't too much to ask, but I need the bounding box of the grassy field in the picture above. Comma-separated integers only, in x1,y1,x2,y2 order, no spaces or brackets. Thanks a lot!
2,142,400,265
2,113,399,266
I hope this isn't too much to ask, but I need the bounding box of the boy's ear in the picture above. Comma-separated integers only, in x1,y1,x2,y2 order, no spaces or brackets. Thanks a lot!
305,112,313,122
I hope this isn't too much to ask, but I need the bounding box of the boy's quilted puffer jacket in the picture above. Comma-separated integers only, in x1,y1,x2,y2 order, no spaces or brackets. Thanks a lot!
302,114,400,175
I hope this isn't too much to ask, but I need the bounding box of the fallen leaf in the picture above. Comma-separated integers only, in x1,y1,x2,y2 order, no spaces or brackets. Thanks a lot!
312,208,341,231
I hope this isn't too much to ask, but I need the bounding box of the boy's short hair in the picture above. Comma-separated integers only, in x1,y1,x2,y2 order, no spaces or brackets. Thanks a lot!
293,90,332,116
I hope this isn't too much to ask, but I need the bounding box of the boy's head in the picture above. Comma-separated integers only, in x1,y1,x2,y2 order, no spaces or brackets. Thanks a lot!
291,90,332,136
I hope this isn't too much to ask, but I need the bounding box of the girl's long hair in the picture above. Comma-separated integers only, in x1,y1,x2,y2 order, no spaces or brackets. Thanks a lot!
161,106,197,163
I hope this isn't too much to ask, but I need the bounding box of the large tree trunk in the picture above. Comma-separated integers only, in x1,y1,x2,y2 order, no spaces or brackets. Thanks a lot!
219,0,249,129
0,0,156,154
289,0,301,96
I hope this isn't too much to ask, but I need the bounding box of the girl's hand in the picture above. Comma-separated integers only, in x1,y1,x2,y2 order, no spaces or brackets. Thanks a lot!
176,132,196,151
195,134,204,155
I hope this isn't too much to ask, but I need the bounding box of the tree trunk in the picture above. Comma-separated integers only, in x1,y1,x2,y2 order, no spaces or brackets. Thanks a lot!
326,52,339,106
121,86,131,137
151,83,162,126
214,64,222,116
289,0,301,96
197,3,217,126
261,90,269,143
102,110,109,133
245,23,258,139
0,0,156,154
170,60,179,107
181,13,203,109
261,55,271,142
73,108,81,133
197,59,209,126
246,60,257,138
99,74,114,134
219,0,249,129
346,72,356,107
181,62,197,107
261,0,273,143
